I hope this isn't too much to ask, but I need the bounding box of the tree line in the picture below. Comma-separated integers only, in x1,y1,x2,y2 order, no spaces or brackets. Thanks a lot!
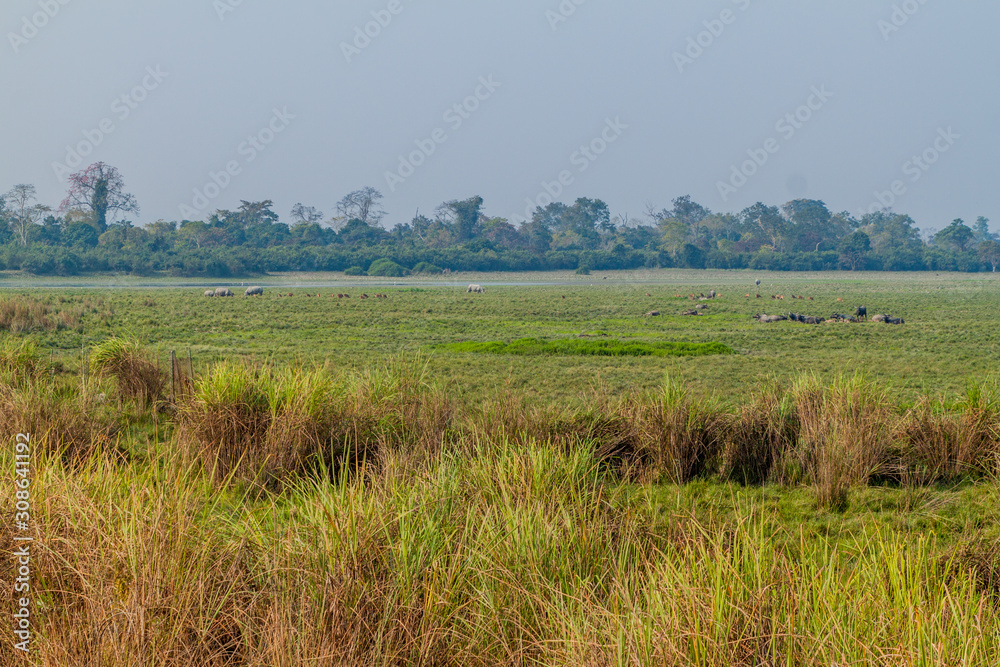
2,162,997,277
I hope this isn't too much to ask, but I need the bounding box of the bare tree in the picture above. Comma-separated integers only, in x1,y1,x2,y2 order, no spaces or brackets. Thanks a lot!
60,162,139,230
290,203,325,224
6,184,50,246
336,187,385,225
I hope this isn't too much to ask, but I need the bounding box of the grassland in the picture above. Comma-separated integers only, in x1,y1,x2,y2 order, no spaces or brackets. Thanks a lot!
6,269,1000,404
3,270,1000,665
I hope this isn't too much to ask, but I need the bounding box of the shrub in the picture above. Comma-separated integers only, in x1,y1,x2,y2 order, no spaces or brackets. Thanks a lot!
411,261,443,274
367,259,409,277
344,266,366,276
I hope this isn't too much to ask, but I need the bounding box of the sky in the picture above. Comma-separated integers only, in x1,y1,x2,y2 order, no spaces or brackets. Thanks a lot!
2,0,998,234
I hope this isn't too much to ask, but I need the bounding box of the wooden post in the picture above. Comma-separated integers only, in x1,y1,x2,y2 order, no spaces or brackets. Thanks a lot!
170,350,177,404
187,348,194,393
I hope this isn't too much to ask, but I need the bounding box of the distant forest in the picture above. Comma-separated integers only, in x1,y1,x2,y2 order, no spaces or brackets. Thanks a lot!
2,162,998,277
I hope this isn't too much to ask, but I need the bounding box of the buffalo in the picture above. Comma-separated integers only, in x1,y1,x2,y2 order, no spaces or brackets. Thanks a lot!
856,306,867,320
753,313,787,323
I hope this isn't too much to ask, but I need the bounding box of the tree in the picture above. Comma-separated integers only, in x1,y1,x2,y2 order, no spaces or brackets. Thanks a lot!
290,203,324,225
973,216,993,244
979,239,1000,272
782,199,834,251
740,202,787,251
6,184,50,246
670,195,710,227
60,162,139,232
439,195,484,242
658,217,690,258
838,230,871,271
337,187,385,225
934,219,975,253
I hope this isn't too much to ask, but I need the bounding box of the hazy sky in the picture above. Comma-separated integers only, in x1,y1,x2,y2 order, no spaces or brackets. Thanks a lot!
3,1,997,233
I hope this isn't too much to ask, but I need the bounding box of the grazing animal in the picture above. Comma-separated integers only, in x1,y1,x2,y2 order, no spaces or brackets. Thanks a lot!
709,290,716,299
887,317,905,325
695,304,708,310
645,310,661,317
856,306,867,320
214,287,234,297
646,293,651,297
872,314,887,323
681,309,699,316
245,286,264,296
467,284,485,294
756,294,762,299
204,290,215,297
753,313,787,323
755,279,761,286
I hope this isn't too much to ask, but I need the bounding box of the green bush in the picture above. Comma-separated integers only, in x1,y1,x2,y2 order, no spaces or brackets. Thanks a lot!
343,266,366,276
412,261,442,274
367,259,409,277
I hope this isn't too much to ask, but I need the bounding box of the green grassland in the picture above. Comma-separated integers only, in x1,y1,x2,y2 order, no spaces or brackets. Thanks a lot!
8,269,1000,405
4,270,1000,665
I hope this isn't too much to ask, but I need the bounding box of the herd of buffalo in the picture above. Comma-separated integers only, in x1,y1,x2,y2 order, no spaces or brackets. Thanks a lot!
754,305,904,325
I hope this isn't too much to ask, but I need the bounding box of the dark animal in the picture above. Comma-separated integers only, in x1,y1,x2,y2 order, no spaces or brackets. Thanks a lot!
856,306,867,320
645,311,661,317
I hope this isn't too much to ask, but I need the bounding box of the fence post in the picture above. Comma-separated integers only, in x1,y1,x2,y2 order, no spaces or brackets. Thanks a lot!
170,350,177,403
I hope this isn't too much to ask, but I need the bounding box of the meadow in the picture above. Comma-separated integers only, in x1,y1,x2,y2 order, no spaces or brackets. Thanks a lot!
5,269,1000,403
2,269,1000,665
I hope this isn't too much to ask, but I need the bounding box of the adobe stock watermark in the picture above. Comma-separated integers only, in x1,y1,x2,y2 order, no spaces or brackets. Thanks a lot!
511,117,628,224
214,0,246,21
384,76,501,193
51,66,169,182
179,107,296,219
879,0,930,41
341,0,411,63
546,0,587,31
716,85,833,203
8,0,73,54
855,126,959,218
13,433,33,654
673,0,752,74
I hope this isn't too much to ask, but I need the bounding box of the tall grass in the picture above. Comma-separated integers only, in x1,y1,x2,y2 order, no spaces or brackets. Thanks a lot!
178,359,453,486
5,439,1000,665
90,336,166,406
0,295,83,333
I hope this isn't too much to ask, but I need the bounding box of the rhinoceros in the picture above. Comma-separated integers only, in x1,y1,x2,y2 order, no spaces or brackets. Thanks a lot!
245,286,264,296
